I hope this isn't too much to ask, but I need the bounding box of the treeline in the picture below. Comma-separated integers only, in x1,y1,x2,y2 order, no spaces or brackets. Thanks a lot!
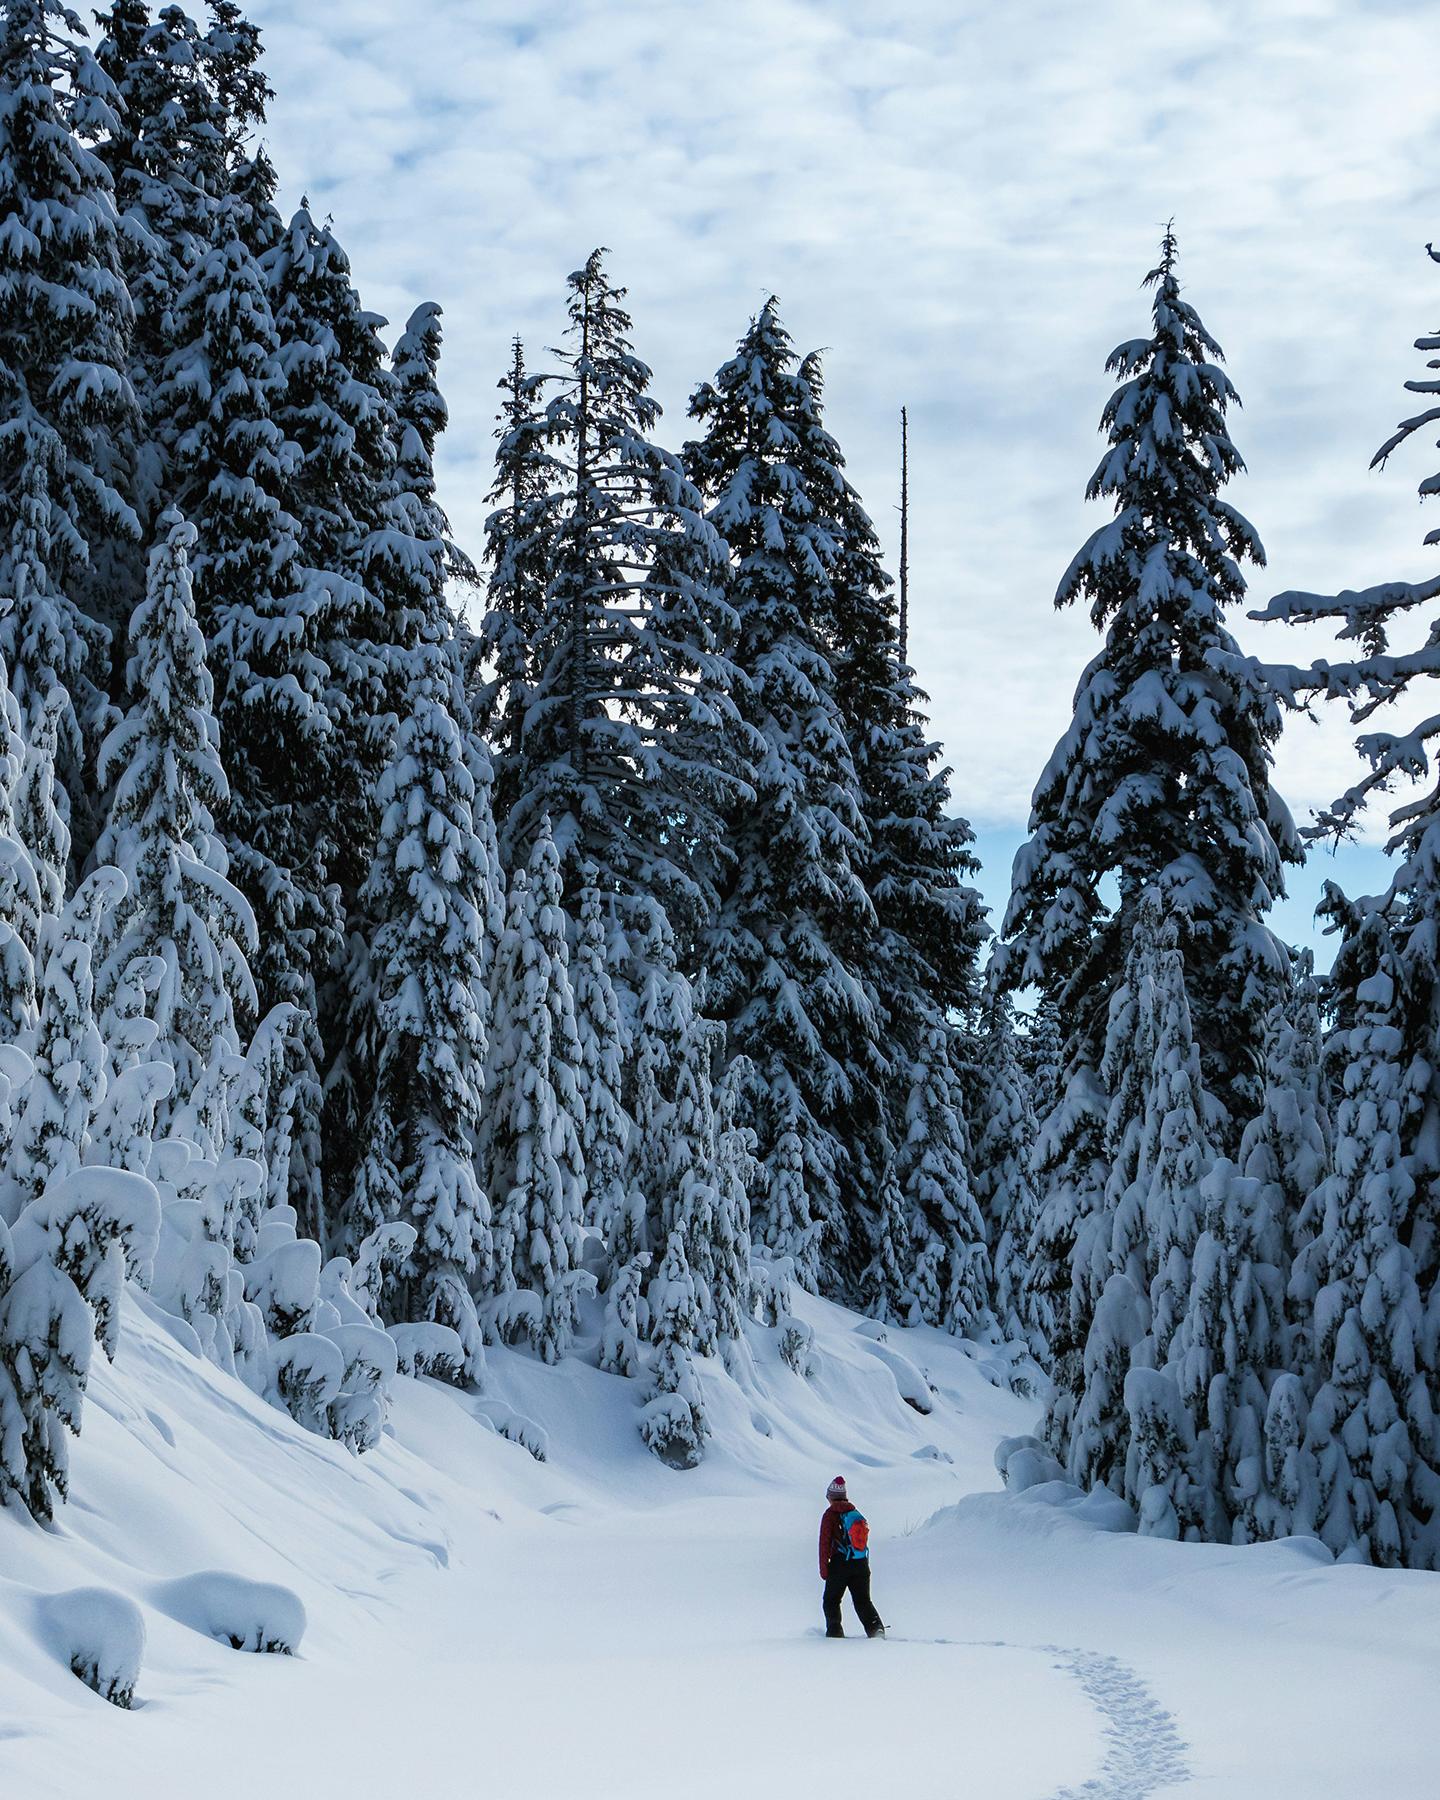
0,0,993,1512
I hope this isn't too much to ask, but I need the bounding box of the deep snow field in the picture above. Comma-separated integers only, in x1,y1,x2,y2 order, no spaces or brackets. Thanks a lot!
2,1288,1437,1800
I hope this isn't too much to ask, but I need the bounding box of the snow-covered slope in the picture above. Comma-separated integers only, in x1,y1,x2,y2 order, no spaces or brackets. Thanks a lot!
2,1290,1436,1800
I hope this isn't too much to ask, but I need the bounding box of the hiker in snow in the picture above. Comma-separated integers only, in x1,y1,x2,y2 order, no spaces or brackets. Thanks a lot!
819,1476,884,1639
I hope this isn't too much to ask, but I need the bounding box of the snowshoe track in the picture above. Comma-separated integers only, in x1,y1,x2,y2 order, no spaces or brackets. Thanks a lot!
882,1635,1189,1798
1039,1645,1189,1799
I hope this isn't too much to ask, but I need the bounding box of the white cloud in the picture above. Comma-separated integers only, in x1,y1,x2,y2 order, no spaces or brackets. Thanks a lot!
249,0,1438,841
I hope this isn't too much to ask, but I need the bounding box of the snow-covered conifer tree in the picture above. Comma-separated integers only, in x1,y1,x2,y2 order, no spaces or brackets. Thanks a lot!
685,300,876,1290
95,511,256,1106
996,231,1297,1146
640,1229,706,1468
860,1152,911,1327
15,868,125,1201
323,299,475,1215
710,1049,756,1352
623,898,691,1252
1170,1157,1286,1543
0,654,43,1041
1301,924,1438,1567
1027,1064,1108,1455
599,1248,650,1379
492,252,744,947
1143,913,1215,1365
755,1085,822,1292
805,348,985,1169
16,684,68,919
1240,949,1330,1364
347,647,494,1382
1252,247,1440,1562
0,1166,159,1519
974,999,1043,1355
386,299,473,621
664,1012,723,1354
1124,1364,1205,1542
483,821,587,1362
572,866,629,1260
155,180,331,1232
0,0,137,819
1020,998,1063,1127
1070,1269,1148,1498
894,1018,990,1335
479,334,556,825
92,0,211,553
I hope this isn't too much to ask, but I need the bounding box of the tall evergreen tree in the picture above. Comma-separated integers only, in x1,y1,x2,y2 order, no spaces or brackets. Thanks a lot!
94,510,255,1103
155,180,332,1233
479,333,555,827
323,299,474,1222
572,864,629,1264
685,300,876,1292
1020,997,1063,1125
0,0,138,841
1241,949,1330,1366
1300,920,1438,1567
797,348,986,1284
996,231,1298,1145
1171,1155,1287,1544
265,203,397,900
482,821,587,1363
894,1018,990,1334
93,3,207,518
488,251,746,946
1253,248,1440,1549
973,999,1043,1354
805,347,984,1047
347,645,494,1382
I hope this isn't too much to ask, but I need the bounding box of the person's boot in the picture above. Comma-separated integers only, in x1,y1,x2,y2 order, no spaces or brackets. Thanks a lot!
865,1623,885,1639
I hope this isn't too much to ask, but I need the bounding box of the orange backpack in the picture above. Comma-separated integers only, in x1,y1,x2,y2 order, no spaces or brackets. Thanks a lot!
838,1508,870,1558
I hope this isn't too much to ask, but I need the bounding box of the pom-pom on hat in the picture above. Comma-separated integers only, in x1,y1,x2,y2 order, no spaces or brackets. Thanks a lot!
826,1476,847,1501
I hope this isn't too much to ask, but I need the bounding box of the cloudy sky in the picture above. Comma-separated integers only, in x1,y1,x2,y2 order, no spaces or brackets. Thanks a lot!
248,0,1435,948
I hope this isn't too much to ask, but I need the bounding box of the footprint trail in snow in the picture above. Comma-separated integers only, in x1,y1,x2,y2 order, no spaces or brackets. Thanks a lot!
882,1635,1190,1799
1040,1645,1189,1799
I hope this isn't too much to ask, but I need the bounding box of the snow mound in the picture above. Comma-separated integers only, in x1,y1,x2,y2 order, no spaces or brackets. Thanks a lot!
854,1335,934,1413
36,1586,145,1708
150,1571,306,1654
995,1432,1066,1490
473,1398,549,1462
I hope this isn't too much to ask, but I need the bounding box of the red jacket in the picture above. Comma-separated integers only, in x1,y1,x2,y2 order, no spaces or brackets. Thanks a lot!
819,1501,849,1576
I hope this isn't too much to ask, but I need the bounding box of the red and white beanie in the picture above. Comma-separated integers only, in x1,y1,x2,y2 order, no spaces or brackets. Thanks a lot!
826,1475,847,1501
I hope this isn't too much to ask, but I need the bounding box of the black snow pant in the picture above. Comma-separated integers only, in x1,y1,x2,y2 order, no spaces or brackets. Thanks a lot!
823,1555,884,1638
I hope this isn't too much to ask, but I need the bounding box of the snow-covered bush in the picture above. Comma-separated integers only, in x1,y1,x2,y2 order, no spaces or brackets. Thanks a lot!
0,1168,161,1520
390,1321,465,1383
640,1232,706,1468
778,1319,815,1378
153,1571,306,1654
599,1250,649,1379
994,1434,1067,1493
39,1586,146,1708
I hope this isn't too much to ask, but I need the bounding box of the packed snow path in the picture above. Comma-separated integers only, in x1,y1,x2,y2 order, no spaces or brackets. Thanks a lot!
3,1291,1438,1798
